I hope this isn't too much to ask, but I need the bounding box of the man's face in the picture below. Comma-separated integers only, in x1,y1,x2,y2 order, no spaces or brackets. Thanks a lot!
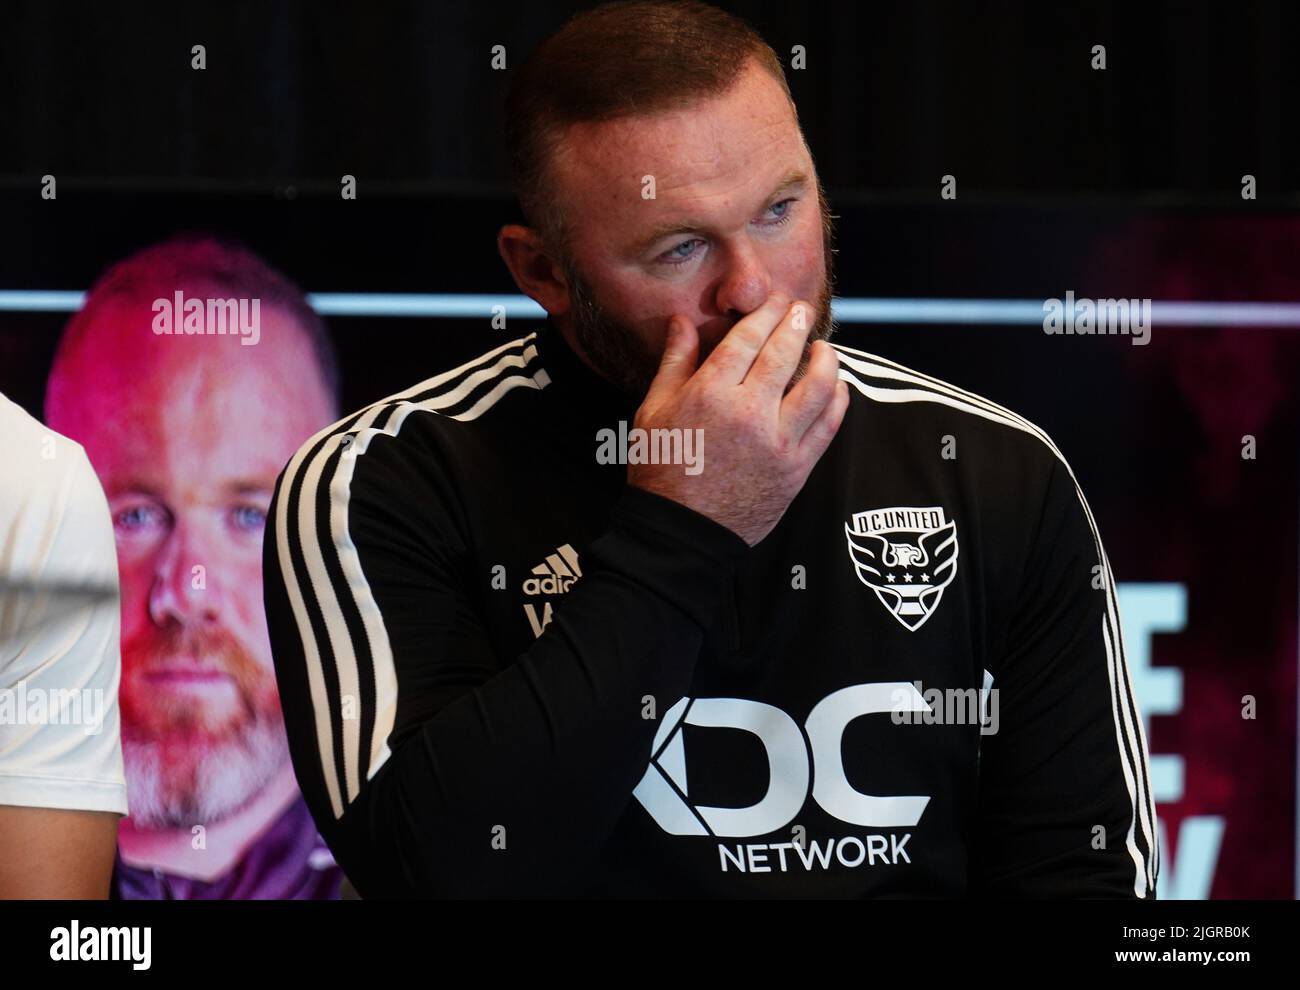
47,291,334,828
549,58,836,396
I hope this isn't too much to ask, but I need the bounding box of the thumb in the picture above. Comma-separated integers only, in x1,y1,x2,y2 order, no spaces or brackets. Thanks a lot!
645,315,698,401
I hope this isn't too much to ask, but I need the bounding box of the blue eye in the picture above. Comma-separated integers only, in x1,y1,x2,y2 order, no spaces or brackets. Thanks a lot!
231,504,267,532
114,503,167,534
762,198,797,226
659,238,706,266
654,198,799,268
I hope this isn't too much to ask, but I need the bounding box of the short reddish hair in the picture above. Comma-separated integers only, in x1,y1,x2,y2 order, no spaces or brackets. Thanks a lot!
503,0,794,252
48,234,339,407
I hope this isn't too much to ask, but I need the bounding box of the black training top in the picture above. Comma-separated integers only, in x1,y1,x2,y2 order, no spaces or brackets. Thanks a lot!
263,317,1158,898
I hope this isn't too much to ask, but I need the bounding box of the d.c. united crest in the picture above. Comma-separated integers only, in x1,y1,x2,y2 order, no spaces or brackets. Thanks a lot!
844,506,959,631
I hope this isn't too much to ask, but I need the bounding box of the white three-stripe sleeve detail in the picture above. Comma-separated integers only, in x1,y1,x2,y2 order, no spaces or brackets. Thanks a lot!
832,345,1156,895
273,336,543,819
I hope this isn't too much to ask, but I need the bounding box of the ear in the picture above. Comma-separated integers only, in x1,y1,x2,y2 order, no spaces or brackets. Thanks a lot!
497,224,572,316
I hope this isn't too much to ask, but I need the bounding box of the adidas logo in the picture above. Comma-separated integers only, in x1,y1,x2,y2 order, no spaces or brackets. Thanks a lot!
523,544,583,595
522,544,582,637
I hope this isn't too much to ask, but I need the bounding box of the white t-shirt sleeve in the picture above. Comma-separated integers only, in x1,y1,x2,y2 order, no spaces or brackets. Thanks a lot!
0,407,129,816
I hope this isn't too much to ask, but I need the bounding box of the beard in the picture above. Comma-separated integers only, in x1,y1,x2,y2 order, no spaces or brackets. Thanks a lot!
119,623,289,829
562,192,839,399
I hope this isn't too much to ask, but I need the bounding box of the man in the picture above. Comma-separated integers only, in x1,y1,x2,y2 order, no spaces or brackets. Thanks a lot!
46,236,344,898
0,394,127,898
265,1,1158,897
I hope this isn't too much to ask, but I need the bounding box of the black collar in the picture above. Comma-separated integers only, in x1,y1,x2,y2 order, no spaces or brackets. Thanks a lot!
534,315,643,424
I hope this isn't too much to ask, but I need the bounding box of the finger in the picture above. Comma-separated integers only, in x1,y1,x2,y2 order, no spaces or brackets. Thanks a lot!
700,290,792,385
642,315,699,405
796,377,850,460
779,339,840,441
746,298,819,395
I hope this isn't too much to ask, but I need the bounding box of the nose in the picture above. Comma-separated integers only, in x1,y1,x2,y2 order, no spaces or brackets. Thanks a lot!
148,520,223,628
714,239,772,319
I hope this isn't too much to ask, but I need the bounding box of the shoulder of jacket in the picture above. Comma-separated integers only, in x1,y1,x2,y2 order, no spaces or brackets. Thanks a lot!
830,340,1067,471
293,331,549,456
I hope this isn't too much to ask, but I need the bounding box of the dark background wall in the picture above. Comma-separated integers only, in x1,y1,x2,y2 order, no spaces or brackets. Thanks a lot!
2,0,1295,203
